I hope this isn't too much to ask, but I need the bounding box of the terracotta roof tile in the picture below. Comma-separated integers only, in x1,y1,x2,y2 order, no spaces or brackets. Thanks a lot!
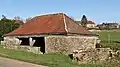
5,13,95,36
87,21,95,24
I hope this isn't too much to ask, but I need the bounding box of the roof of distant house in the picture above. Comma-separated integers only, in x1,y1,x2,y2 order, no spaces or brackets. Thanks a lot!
87,21,95,24
5,13,96,36
75,20,95,24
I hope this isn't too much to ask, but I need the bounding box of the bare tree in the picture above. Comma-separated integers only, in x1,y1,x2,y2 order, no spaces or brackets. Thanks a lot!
14,16,21,20
26,17,32,22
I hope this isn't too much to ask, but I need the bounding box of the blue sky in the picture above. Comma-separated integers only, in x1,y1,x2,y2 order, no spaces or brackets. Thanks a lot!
0,0,120,24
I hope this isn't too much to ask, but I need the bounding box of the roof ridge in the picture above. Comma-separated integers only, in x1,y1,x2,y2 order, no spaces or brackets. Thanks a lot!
63,14,93,34
25,13,65,23
63,13,68,33
34,13,64,18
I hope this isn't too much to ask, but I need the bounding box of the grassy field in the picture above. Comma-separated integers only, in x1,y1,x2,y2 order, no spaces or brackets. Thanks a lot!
93,30,120,49
0,46,102,67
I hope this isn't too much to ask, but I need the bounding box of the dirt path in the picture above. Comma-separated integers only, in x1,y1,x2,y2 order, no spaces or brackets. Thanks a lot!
0,57,48,67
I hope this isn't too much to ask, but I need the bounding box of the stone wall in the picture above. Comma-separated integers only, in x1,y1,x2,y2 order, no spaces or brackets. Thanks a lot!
1,37,42,54
45,35,98,54
1,37,22,47
72,48,119,64
2,35,98,54
17,46,43,54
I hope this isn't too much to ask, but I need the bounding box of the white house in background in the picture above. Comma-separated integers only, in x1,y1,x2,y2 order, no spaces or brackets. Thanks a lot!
86,21,96,28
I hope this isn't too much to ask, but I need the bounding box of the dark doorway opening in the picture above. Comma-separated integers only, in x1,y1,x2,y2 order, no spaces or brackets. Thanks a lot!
19,38,29,46
96,43,101,48
68,54,74,60
32,37,45,54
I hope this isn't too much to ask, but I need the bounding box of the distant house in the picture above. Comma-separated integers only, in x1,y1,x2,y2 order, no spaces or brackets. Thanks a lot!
75,20,96,29
2,13,98,54
86,21,96,29
119,24,120,28
97,23,119,30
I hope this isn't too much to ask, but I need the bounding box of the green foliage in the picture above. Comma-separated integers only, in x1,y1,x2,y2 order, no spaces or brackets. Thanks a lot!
0,16,21,41
81,15,87,27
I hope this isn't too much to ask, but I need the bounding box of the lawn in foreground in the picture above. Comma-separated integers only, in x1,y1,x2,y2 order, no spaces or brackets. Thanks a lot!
0,46,102,67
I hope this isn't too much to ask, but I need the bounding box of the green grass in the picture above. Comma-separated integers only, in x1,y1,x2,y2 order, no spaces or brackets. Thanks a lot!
98,31,120,41
0,46,102,67
93,30,120,49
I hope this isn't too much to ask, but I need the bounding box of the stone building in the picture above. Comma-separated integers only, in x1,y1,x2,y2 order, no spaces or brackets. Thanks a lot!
2,13,98,54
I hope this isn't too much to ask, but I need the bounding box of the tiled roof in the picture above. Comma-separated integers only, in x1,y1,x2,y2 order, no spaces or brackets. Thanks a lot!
87,21,95,24
5,13,95,36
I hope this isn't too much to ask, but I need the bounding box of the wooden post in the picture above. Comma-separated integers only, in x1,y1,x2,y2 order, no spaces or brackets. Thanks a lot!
108,34,110,44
